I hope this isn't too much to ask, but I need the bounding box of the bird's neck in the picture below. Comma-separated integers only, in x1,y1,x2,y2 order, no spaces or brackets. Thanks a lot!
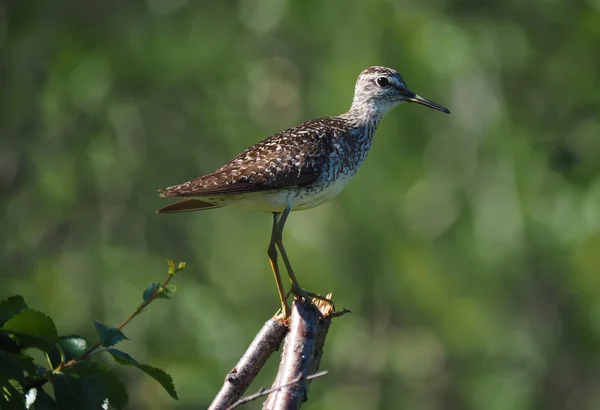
335,102,384,147
343,99,391,130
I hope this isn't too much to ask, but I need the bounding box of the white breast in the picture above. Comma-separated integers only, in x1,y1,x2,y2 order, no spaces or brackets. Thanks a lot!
290,172,355,211
202,172,355,213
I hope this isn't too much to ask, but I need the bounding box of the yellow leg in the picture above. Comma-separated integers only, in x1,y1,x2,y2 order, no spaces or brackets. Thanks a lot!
274,206,334,309
268,213,291,318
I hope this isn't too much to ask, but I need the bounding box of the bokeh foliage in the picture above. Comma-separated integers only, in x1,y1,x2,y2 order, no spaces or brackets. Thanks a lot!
2,0,600,409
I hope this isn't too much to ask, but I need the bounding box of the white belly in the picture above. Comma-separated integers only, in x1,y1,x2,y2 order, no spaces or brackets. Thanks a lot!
202,173,355,213
291,173,355,210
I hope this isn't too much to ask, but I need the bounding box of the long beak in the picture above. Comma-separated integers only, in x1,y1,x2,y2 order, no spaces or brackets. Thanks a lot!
405,90,450,114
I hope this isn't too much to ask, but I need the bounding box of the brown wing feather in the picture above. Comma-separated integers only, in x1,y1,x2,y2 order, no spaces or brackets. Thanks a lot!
156,199,222,213
158,117,341,198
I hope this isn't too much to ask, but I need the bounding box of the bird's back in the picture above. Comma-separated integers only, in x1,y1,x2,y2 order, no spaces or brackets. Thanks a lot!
160,116,359,196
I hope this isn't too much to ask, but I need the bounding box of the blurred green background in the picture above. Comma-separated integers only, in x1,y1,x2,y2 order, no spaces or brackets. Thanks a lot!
2,0,600,409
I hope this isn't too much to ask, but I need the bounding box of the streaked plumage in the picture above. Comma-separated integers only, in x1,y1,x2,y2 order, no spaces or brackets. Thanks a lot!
159,117,368,212
158,66,450,317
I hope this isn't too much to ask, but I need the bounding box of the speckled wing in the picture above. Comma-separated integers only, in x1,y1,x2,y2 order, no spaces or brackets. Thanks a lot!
158,119,336,198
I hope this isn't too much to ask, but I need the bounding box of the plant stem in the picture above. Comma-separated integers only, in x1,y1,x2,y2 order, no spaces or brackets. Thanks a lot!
56,272,176,371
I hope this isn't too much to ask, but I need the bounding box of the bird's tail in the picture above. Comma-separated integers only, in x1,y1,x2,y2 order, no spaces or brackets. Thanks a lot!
156,198,222,213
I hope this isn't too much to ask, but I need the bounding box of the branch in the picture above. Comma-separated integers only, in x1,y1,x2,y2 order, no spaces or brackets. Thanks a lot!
208,317,288,410
58,266,180,370
262,294,339,410
226,370,328,410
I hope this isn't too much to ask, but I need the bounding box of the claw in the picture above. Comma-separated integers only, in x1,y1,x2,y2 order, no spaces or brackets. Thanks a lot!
291,286,335,311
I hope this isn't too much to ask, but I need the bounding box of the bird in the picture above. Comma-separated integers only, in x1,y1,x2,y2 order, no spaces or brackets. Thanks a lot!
157,66,450,318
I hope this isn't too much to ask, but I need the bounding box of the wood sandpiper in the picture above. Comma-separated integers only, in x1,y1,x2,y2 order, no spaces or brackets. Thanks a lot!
157,66,450,318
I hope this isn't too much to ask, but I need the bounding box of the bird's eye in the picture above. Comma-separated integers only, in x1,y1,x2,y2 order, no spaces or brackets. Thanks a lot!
376,76,389,87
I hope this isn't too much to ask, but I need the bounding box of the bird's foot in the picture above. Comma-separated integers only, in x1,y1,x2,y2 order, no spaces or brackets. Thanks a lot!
274,301,292,321
291,286,335,312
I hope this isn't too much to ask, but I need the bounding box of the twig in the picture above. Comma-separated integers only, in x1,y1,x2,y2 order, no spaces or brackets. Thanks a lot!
226,370,328,410
57,270,178,370
331,308,351,318
208,317,288,410
262,295,337,410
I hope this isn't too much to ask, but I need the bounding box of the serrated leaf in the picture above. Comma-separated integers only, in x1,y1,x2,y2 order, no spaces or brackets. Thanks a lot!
48,336,88,369
0,295,29,327
107,348,178,400
160,285,177,299
143,282,161,302
135,364,177,400
2,310,58,343
104,348,137,366
93,320,127,347
52,361,128,410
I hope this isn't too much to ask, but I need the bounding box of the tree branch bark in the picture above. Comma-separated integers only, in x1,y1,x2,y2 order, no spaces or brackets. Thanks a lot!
262,295,337,410
209,294,347,410
209,317,288,410
226,370,329,410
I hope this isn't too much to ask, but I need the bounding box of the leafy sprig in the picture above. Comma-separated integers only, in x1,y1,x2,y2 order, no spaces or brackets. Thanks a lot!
0,260,185,409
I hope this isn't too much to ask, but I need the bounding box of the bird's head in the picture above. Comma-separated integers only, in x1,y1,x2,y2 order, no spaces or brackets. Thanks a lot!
351,66,450,118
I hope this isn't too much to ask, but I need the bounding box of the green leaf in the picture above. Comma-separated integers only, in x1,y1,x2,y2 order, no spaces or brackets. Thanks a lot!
47,336,88,369
0,331,21,353
51,361,128,410
2,310,58,343
143,283,177,302
143,282,161,302
0,330,56,353
166,260,186,275
0,295,29,327
107,348,178,400
0,350,26,387
13,354,37,376
163,285,177,298
93,320,127,347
